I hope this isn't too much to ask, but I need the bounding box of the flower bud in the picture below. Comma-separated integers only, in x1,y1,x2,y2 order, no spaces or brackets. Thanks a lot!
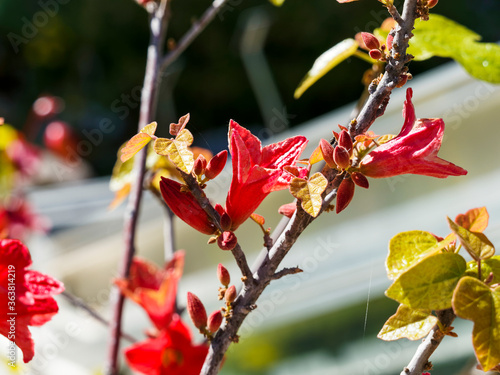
220,212,232,232
338,130,353,155
333,146,351,170
336,177,355,214
278,202,297,218
361,32,380,50
207,310,223,334
351,172,369,189
193,154,207,176
214,204,225,216
427,0,438,8
369,49,383,60
205,150,228,180
187,292,207,330
319,139,336,168
225,285,237,304
217,263,231,287
217,231,237,251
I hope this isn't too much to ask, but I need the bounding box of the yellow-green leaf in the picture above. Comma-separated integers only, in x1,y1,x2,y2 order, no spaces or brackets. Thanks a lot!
154,138,194,174
294,38,359,99
140,121,157,136
120,133,152,162
289,172,328,217
466,256,500,284
386,252,466,310
453,277,500,371
269,0,285,6
448,217,495,261
386,231,439,280
455,207,489,233
175,128,194,146
378,304,437,341
250,213,265,226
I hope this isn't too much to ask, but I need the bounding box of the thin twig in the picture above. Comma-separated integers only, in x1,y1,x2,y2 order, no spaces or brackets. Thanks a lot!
61,291,137,343
400,309,456,375
105,2,170,373
272,267,303,280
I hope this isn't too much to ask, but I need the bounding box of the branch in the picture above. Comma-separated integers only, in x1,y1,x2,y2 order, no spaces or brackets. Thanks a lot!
272,267,303,280
105,2,170,373
400,309,456,375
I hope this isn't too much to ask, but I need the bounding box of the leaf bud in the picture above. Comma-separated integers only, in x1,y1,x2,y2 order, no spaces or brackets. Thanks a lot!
225,285,237,304
336,177,355,214
333,146,351,170
361,32,380,50
319,139,336,168
369,49,383,60
207,310,223,334
427,0,438,8
193,154,207,176
217,231,238,251
187,292,207,330
350,172,369,189
338,130,353,155
217,263,231,287
205,150,228,180
278,202,297,218
220,212,232,232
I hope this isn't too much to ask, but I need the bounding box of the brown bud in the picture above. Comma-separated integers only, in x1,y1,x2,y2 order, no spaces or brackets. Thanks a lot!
207,310,223,334
333,146,351,170
193,154,207,176
205,150,228,180
396,73,409,88
319,139,336,168
217,231,237,251
187,292,207,330
217,263,231,287
336,177,355,214
361,32,380,50
369,49,383,60
338,130,353,155
220,212,232,232
427,0,438,8
225,285,237,304
351,172,369,189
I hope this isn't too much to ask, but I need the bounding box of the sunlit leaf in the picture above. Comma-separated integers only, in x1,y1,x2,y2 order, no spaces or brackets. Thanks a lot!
453,277,500,371
448,217,495,261
466,256,500,284
175,129,194,146
455,207,489,233
140,121,157,136
154,138,194,174
378,304,437,341
269,0,285,6
294,38,359,99
0,124,19,150
386,252,466,310
108,184,131,210
289,172,328,217
408,14,500,83
309,144,324,165
250,213,265,226
386,231,439,280
170,114,190,136
120,133,152,162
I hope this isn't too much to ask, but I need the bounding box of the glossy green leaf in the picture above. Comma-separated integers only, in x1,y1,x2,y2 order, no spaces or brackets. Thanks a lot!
294,38,359,99
467,256,500,284
154,138,194,174
386,231,438,280
378,304,437,341
409,14,500,83
455,207,489,233
453,277,500,371
386,252,466,310
448,217,495,261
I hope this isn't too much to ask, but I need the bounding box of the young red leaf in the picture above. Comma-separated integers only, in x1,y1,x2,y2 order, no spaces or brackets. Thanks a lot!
205,150,228,180
170,113,190,136
336,177,355,214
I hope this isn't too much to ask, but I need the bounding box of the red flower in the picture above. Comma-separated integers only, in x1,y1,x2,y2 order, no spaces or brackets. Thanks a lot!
0,198,48,240
115,252,184,330
358,88,467,179
124,315,208,375
160,178,217,235
0,239,64,363
226,120,308,229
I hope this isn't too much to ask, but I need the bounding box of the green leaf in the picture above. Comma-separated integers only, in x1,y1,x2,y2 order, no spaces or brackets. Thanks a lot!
154,138,194,174
409,14,500,83
386,231,440,280
452,277,500,371
386,252,466,310
294,38,359,99
378,304,437,341
289,173,328,217
455,207,489,233
467,256,500,284
448,217,495,261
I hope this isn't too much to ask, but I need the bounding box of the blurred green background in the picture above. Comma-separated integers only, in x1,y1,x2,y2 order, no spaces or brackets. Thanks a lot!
1,0,499,176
